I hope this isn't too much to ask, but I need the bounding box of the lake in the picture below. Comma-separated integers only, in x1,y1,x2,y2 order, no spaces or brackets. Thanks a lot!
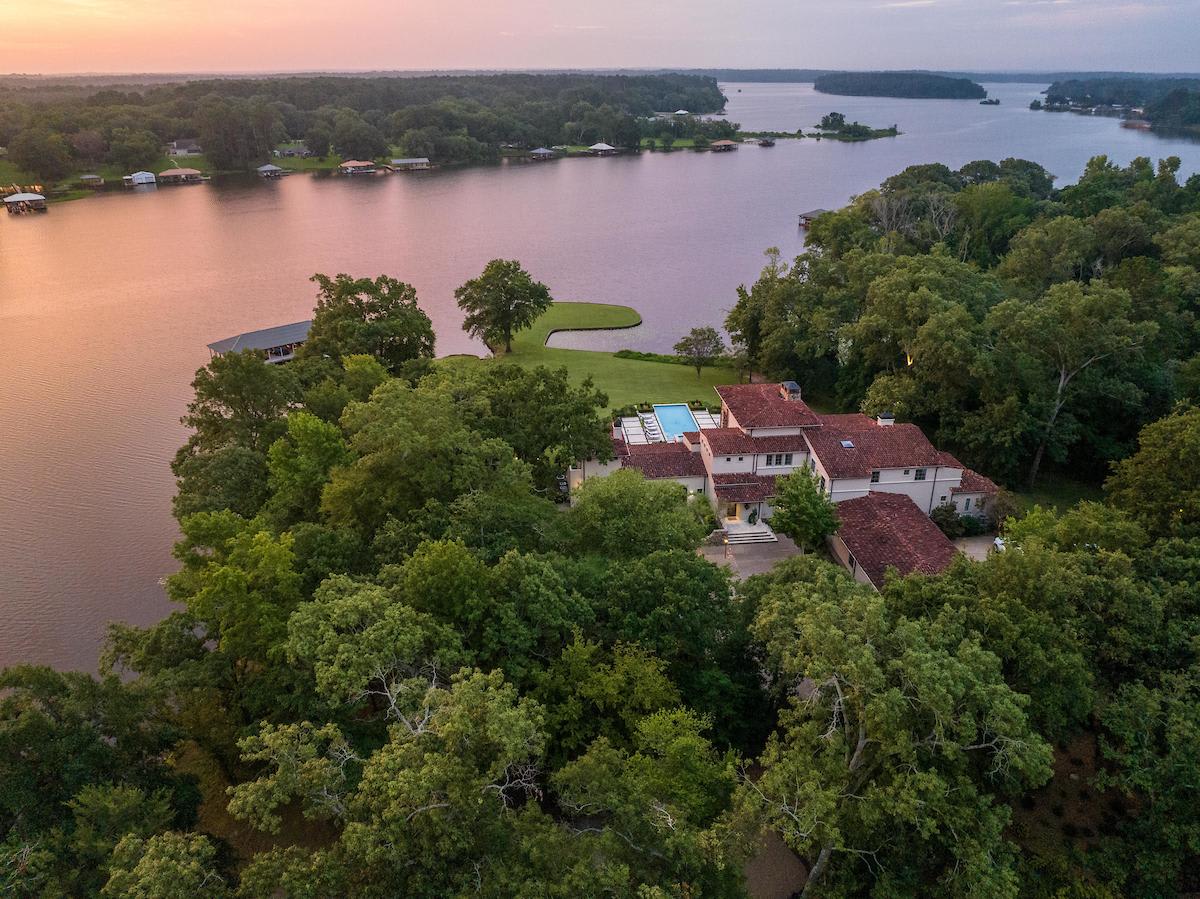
3,82,1199,670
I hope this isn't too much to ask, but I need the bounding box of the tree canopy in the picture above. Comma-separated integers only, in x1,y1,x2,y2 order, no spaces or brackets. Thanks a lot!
455,259,554,353
6,153,1200,896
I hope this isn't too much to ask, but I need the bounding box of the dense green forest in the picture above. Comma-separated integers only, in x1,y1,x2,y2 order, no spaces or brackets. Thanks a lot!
729,154,1200,487
0,73,727,179
3,162,1200,897
814,72,986,99
1041,77,1200,131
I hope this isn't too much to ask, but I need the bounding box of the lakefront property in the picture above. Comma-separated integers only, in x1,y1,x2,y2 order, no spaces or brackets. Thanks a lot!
570,380,997,582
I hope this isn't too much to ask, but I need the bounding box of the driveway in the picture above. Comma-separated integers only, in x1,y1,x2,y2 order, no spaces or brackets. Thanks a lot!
699,533,802,579
955,535,995,561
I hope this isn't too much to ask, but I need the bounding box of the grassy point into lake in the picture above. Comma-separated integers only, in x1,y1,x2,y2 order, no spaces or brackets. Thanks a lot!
440,301,741,410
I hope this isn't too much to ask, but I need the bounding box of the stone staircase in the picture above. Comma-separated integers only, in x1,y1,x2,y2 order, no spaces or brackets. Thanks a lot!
723,525,778,545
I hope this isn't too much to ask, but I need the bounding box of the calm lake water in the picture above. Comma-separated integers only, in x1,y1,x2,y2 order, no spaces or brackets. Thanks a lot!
3,82,1200,671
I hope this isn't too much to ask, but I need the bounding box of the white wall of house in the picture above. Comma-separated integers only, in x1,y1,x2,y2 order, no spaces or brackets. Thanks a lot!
864,466,962,513
808,455,855,501
829,477,872,503
671,475,708,494
753,451,809,474
952,492,991,517
569,457,622,491
706,450,757,474
743,425,807,438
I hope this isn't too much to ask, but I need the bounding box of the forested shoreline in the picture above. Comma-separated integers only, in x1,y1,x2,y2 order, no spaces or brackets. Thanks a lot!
728,154,1200,488
0,73,727,182
2,157,1200,897
1038,77,1200,133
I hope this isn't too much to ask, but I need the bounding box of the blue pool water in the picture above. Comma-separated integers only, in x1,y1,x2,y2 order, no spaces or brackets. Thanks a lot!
653,404,699,441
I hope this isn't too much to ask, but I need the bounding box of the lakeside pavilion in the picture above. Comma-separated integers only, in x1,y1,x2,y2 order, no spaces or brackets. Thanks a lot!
207,320,313,364
3,192,47,214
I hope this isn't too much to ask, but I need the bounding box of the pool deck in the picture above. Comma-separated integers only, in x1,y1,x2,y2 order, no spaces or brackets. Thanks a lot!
621,406,719,445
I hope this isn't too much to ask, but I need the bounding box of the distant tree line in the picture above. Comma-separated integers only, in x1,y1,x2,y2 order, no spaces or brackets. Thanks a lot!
0,73,727,180
814,71,987,99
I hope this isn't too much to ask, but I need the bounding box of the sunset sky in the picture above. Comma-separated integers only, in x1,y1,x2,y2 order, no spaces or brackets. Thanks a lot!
4,0,1199,75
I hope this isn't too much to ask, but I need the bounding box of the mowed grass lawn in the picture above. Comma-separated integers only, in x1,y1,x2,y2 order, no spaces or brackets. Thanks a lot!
439,302,740,410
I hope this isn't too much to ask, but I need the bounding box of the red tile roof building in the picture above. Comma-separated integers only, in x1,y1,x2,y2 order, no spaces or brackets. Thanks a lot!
714,383,822,431
618,441,708,480
830,493,959,589
570,383,1001,550
804,414,946,479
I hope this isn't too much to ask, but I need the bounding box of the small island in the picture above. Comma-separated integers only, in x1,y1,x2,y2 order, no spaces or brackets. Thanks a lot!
814,71,987,100
808,112,899,142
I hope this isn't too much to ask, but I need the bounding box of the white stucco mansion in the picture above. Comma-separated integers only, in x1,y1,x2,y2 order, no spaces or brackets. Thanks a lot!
569,381,998,543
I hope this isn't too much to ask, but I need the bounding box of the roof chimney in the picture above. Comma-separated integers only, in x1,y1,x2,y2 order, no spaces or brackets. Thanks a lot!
780,380,802,401
876,412,895,427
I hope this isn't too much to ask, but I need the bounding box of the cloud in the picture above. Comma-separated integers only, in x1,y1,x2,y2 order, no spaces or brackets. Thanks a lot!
875,0,938,7
552,24,608,31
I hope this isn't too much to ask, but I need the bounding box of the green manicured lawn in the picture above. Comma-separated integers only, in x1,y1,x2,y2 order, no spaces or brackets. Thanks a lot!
277,154,342,171
439,302,741,410
641,137,699,148
0,158,36,188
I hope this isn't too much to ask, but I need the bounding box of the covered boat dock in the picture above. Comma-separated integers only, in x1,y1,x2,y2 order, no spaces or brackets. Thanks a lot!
3,192,47,214
207,320,313,364
798,209,830,228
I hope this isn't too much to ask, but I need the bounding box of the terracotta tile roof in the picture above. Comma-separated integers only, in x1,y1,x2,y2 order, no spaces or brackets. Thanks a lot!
713,473,778,503
807,415,950,479
703,428,809,456
750,435,809,454
624,441,690,456
715,384,822,429
681,431,701,444
702,428,759,455
619,441,707,480
952,468,1000,495
835,493,958,588
817,413,877,431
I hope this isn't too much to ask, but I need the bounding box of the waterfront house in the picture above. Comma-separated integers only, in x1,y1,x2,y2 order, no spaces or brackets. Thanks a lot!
207,320,313,364
166,138,202,157
588,142,618,156
710,139,738,152
158,168,205,184
3,192,47,214
798,209,829,228
124,171,157,186
529,147,556,161
80,174,104,189
339,160,377,175
390,157,432,171
570,381,997,550
256,163,285,178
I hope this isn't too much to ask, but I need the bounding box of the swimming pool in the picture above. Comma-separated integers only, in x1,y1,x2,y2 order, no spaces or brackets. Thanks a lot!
653,404,699,441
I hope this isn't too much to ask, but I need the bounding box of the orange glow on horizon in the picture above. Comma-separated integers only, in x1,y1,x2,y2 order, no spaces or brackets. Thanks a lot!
1,0,1196,76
